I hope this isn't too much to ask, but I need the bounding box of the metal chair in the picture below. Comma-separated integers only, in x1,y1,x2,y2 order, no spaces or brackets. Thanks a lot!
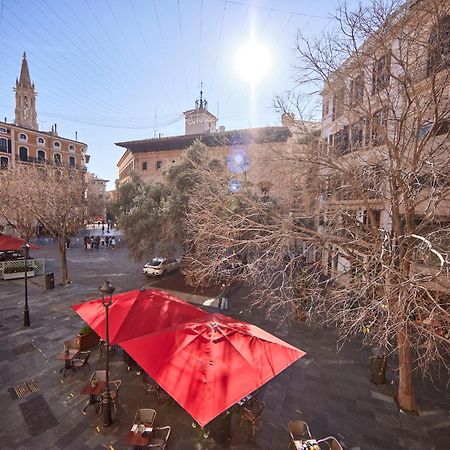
156,386,170,404
90,370,108,382
240,398,265,435
147,426,171,449
288,420,312,449
71,351,91,370
99,380,122,414
317,436,343,450
134,408,157,427
143,373,159,395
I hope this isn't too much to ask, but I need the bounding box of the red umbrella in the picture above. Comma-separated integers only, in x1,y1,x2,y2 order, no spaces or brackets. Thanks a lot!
120,313,306,427
71,288,208,344
0,235,39,251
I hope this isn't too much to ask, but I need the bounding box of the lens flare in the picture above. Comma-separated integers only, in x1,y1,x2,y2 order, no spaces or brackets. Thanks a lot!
235,40,271,84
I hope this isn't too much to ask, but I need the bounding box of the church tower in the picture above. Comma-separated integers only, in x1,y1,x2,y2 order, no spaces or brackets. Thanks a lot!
14,52,38,130
183,85,217,135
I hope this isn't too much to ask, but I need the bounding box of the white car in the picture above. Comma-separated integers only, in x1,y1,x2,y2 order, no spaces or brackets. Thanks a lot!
143,257,181,276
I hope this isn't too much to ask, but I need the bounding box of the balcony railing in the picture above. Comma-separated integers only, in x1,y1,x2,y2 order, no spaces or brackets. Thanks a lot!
14,154,86,171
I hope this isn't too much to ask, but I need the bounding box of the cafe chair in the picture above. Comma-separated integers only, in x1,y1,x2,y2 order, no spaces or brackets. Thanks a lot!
90,370,109,382
156,386,171,404
143,373,159,395
71,351,91,371
134,408,157,427
146,426,171,449
240,398,265,435
288,420,312,449
317,436,344,450
109,380,122,412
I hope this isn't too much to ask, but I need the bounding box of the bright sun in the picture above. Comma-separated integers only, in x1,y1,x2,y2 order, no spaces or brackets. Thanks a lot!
235,40,271,84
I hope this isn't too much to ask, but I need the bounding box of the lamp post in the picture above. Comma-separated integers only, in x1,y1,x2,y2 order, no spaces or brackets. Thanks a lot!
22,243,30,327
99,280,115,427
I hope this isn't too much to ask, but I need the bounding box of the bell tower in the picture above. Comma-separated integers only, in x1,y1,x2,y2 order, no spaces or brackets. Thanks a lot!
183,84,217,135
14,52,38,130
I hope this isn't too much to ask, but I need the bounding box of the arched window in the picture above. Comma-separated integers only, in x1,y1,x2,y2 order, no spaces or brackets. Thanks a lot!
69,155,76,167
37,137,45,144
19,146,28,161
19,133,27,141
427,16,450,76
37,150,46,163
0,156,9,169
69,144,75,152
55,169,62,180
54,153,62,166
53,141,61,148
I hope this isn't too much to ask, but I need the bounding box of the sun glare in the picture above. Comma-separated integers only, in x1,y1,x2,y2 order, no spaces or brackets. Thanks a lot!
235,40,271,84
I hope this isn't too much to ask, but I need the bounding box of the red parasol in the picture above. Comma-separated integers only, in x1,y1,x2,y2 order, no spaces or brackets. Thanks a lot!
120,313,306,427
0,235,39,251
71,288,208,344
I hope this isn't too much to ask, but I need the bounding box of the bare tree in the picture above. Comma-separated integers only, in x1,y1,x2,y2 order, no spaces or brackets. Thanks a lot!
182,0,450,413
0,166,86,284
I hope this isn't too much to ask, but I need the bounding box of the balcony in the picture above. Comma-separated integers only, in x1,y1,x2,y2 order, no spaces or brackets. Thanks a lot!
14,154,85,171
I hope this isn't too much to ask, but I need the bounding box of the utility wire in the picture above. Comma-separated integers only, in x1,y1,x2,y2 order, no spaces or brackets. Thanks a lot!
208,0,227,97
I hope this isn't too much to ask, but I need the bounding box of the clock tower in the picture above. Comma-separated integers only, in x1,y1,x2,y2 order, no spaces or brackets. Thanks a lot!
14,52,38,130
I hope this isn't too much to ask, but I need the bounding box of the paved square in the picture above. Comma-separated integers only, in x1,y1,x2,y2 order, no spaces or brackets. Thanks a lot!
0,237,448,449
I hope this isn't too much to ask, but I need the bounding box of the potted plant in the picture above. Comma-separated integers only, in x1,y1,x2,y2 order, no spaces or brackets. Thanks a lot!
76,324,100,351
3,261,37,280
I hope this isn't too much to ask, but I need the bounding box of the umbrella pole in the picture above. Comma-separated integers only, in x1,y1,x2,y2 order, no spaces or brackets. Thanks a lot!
22,243,30,327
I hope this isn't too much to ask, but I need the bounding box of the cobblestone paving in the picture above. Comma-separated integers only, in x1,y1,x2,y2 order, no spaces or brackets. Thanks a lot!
0,237,448,449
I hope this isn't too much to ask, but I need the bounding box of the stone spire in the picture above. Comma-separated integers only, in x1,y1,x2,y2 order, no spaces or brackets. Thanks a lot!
14,52,38,130
17,52,32,87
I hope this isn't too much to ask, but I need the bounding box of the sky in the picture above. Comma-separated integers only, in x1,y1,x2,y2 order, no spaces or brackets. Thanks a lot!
0,0,364,189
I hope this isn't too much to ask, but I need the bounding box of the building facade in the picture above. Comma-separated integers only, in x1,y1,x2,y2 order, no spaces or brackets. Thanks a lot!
85,172,109,222
116,94,317,203
318,0,449,290
0,53,89,173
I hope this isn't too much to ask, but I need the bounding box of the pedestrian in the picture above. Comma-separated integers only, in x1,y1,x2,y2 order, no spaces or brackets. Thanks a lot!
65,237,71,249
95,236,100,250
83,236,88,250
218,284,229,311
110,236,116,249
102,224,105,234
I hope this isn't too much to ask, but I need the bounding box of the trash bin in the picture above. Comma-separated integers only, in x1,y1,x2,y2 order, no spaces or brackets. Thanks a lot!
45,272,54,290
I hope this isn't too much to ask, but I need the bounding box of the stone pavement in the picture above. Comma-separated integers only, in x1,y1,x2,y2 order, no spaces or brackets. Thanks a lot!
0,239,449,449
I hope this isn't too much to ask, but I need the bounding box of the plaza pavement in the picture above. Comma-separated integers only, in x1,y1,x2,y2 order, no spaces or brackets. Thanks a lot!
0,237,449,449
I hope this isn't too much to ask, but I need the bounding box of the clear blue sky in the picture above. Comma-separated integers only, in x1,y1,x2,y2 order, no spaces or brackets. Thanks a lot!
0,0,363,188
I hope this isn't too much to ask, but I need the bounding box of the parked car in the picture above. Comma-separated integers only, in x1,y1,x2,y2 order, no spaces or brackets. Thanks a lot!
143,257,181,276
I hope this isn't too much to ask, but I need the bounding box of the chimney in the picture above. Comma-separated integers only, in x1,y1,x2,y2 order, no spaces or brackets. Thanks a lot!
54,123,58,135
219,125,225,132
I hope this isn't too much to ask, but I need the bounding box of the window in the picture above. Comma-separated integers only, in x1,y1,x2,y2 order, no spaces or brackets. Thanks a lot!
54,153,62,166
0,127,7,133
68,144,75,151
372,54,390,94
322,97,329,117
427,16,450,76
434,119,449,136
0,156,9,169
333,126,350,155
332,88,344,121
19,146,28,161
371,109,387,146
55,169,62,180
142,161,148,170
156,161,162,170
37,137,45,144
37,150,45,163
19,133,27,141
0,138,7,153
53,141,61,148
351,120,364,149
350,74,364,104
69,156,76,167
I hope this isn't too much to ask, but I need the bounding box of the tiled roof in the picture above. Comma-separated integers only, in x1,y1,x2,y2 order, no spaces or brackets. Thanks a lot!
115,126,291,153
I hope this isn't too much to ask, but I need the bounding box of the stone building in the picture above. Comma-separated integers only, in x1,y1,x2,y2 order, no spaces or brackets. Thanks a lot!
318,0,449,289
85,172,109,222
116,92,317,203
0,53,89,173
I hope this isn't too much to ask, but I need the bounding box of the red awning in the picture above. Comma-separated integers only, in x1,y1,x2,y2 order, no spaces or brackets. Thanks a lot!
71,288,208,345
0,235,39,251
120,313,306,427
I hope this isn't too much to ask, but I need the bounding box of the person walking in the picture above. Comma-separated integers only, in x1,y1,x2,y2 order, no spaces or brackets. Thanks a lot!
110,236,116,249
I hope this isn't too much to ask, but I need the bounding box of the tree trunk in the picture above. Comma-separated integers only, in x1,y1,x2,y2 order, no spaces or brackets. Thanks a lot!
58,238,69,285
396,324,417,413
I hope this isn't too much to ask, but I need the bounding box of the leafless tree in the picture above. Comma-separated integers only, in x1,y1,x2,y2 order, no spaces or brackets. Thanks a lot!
182,0,450,413
0,166,86,284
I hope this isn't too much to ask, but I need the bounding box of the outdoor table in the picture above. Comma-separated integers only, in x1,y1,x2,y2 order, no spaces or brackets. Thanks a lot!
55,350,79,376
80,380,106,413
124,424,153,447
293,439,320,450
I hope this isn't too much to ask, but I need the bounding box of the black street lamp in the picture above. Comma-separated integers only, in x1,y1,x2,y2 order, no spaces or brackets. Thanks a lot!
21,243,30,327
99,280,115,427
